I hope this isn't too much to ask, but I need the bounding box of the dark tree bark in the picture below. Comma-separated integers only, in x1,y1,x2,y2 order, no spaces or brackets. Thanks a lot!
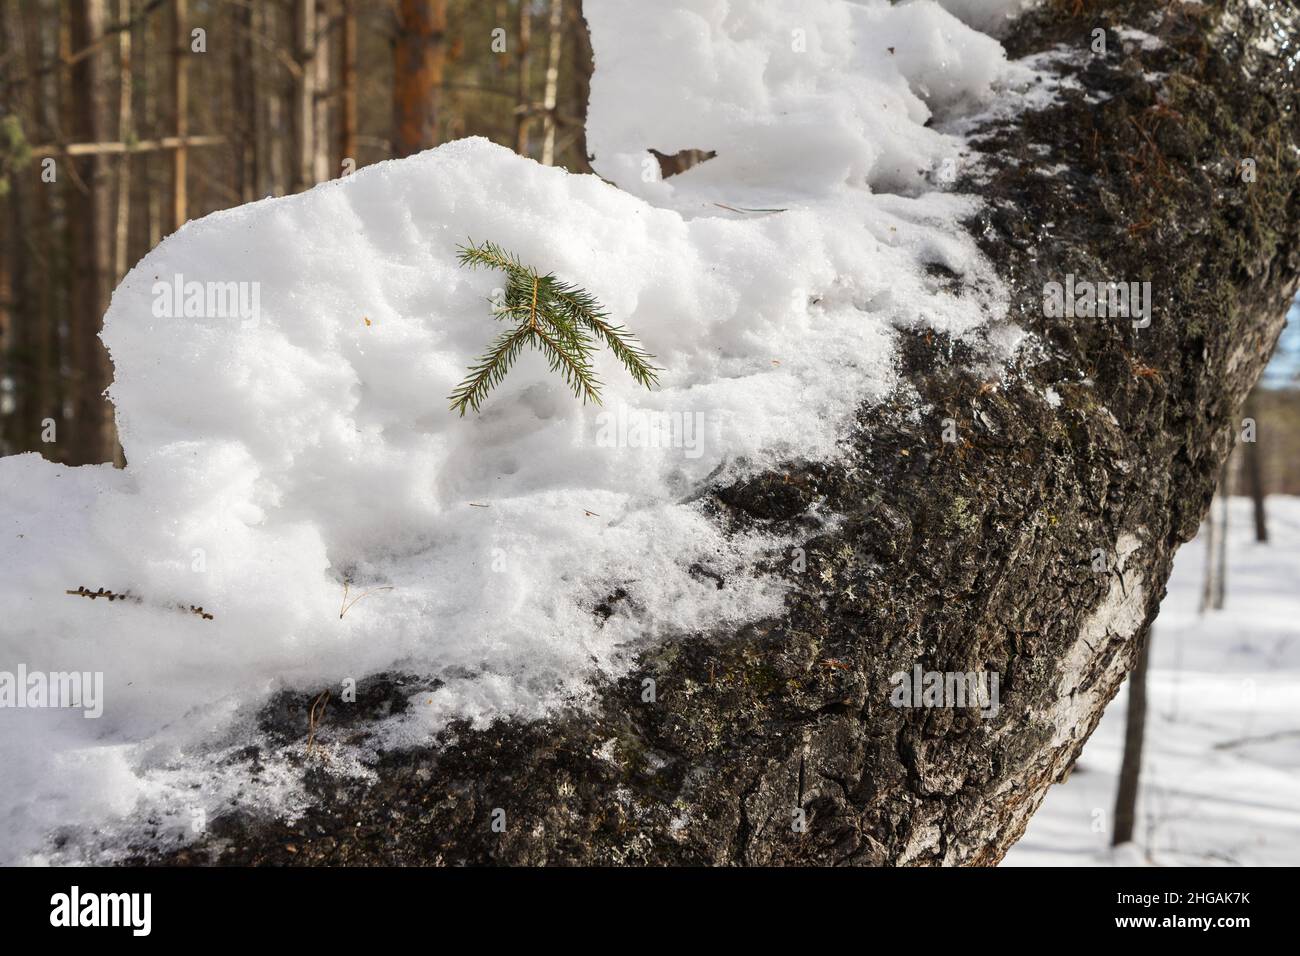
1111,630,1151,847
565,0,592,174
141,0,1300,866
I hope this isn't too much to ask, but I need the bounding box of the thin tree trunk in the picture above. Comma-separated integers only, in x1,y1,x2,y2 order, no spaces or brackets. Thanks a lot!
143,3,161,249
15,0,57,454
1112,630,1153,847
1213,459,1230,609
1198,504,1218,615
232,0,256,203
338,0,356,172
513,0,532,157
291,0,316,191
392,0,448,159
67,0,119,465
260,1,285,197
566,0,592,174
539,0,563,166
312,0,332,184
0,0,21,454
113,0,133,281
171,0,187,229
1243,393,1268,542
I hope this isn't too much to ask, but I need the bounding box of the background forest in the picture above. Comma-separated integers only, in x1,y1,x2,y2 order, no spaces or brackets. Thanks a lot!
0,0,596,466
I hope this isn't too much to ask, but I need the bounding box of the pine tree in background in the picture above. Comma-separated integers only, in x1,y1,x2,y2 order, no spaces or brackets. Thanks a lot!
450,239,659,415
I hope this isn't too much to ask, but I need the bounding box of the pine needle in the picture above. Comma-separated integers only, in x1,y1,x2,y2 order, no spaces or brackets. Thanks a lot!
450,239,660,415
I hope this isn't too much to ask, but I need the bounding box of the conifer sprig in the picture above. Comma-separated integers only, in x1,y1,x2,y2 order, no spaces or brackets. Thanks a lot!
450,239,660,415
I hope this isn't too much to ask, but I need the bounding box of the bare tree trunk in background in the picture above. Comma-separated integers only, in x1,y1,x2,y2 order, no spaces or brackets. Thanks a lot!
392,0,448,159
171,0,188,229
1112,629,1153,847
143,5,162,248
232,0,257,203
513,0,532,157
1243,393,1268,543
1213,459,1230,609
0,0,23,453
338,0,357,173
539,0,563,166
113,0,133,281
566,0,592,174
25,4,59,459
1199,501,1219,614
260,1,285,197
312,0,332,184
291,0,316,191
5,1,34,453
67,0,119,465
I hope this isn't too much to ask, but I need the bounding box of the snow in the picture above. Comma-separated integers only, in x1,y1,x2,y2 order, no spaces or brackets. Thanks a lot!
934,0,1042,37
1005,497,1300,867
0,0,1045,863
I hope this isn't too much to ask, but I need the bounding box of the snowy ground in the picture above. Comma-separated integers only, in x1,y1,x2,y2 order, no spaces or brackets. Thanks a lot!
1005,496,1300,867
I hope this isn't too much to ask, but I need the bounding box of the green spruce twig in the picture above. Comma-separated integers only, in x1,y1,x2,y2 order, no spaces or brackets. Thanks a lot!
450,239,660,415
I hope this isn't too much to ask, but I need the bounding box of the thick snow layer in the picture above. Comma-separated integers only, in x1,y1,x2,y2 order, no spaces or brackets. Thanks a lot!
0,0,1040,863
585,0,1011,207
1006,497,1300,867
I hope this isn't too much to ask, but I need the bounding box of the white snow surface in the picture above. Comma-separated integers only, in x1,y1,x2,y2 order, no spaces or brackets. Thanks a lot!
0,0,1040,863
1006,497,1300,867
934,0,1042,37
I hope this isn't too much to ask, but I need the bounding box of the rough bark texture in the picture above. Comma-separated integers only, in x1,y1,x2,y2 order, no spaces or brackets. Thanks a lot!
139,0,1300,866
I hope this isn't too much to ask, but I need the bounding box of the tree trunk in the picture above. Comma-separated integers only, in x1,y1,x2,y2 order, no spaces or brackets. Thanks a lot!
290,0,316,191
312,0,332,184
539,0,563,166
0,0,22,455
143,3,161,248
1198,510,1218,614
1213,460,1230,609
565,0,592,174
392,0,447,159
1243,393,1268,542
338,0,357,173
513,0,531,157
231,0,257,203
171,0,187,229
113,0,132,283
1111,630,1152,847
67,0,119,465
260,0,286,197
144,0,1300,867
